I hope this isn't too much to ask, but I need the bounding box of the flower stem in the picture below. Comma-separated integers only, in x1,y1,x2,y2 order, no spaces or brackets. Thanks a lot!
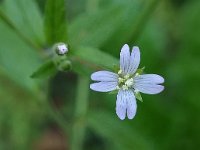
70,75,90,150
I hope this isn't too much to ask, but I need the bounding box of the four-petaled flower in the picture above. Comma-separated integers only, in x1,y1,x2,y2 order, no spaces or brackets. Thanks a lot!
90,44,164,120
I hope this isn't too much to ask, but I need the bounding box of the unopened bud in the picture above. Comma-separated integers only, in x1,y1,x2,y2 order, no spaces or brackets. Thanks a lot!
57,60,72,72
55,43,68,55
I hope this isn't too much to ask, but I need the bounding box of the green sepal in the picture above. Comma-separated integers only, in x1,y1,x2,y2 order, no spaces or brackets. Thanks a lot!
57,60,72,72
30,60,57,78
136,67,145,75
135,92,143,102
109,90,118,95
113,64,120,73
53,54,72,72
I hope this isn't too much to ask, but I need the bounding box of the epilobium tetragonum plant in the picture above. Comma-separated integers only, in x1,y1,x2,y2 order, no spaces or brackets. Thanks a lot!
90,44,164,120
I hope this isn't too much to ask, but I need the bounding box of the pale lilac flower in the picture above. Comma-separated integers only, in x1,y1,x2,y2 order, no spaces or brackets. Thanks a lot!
90,44,164,120
56,43,68,55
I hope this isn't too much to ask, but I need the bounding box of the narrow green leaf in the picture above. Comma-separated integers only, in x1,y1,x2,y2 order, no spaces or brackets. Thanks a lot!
0,21,41,92
0,0,45,46
71,46,119,72
31,61,57,78
44,0,67,45
68,5,123,48
101,0,161,56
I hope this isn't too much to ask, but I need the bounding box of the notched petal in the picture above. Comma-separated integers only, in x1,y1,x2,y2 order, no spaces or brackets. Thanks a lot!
116,90,127,120
90,81,118,92
126,90,137,119
120,44,130,74
134,74,164,84
116,90,137,120
91,71,118,82
127,46,140,74
134,84,164,94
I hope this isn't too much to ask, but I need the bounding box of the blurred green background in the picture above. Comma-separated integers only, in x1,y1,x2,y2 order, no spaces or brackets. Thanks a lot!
0,0,200,150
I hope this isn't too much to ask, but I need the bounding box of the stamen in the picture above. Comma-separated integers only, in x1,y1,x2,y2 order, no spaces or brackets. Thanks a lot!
122,85,128,90
125,78,134,87
118,77,124,83
124,74,130,79
118,69,122,74
117,71,135,90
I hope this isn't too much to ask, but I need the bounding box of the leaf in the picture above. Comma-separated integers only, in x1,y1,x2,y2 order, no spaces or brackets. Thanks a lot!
31,60,57,79
68,5,123,48
0,0,45,46
70,46,119,73
100,0,161,57
44,0,67,45
0,21,41,92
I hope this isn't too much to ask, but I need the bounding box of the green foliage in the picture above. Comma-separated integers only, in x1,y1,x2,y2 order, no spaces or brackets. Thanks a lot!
71,46,118,72
31,60,57,78
0,0,200,149
44,0,67,45
68,5,123,48
0,21,41,92
0,0,45,46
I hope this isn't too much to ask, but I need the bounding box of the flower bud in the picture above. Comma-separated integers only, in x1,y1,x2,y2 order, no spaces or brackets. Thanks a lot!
55,43,68,55
57,60,72,72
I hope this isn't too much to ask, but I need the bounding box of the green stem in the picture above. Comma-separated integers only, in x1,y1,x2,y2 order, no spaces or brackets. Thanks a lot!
46,100,70,133
71,76,90,150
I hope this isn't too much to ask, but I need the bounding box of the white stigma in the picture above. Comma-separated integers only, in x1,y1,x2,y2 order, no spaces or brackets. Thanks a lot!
125,78,134,87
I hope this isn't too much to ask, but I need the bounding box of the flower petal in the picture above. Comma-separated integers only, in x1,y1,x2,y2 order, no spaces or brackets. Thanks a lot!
116,89,137,120
120,44,130,74
90,81,118,92
134,83,164,94
134,74,164,84
126,90,137,119
91,71,118,82
116,90,127,120
127,46,140,74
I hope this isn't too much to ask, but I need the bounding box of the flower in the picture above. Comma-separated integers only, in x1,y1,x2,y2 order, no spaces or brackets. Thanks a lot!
56,43,68,55
90,44,164,120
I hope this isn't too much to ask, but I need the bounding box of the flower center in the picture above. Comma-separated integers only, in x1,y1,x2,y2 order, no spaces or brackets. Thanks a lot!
116,70,134,90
